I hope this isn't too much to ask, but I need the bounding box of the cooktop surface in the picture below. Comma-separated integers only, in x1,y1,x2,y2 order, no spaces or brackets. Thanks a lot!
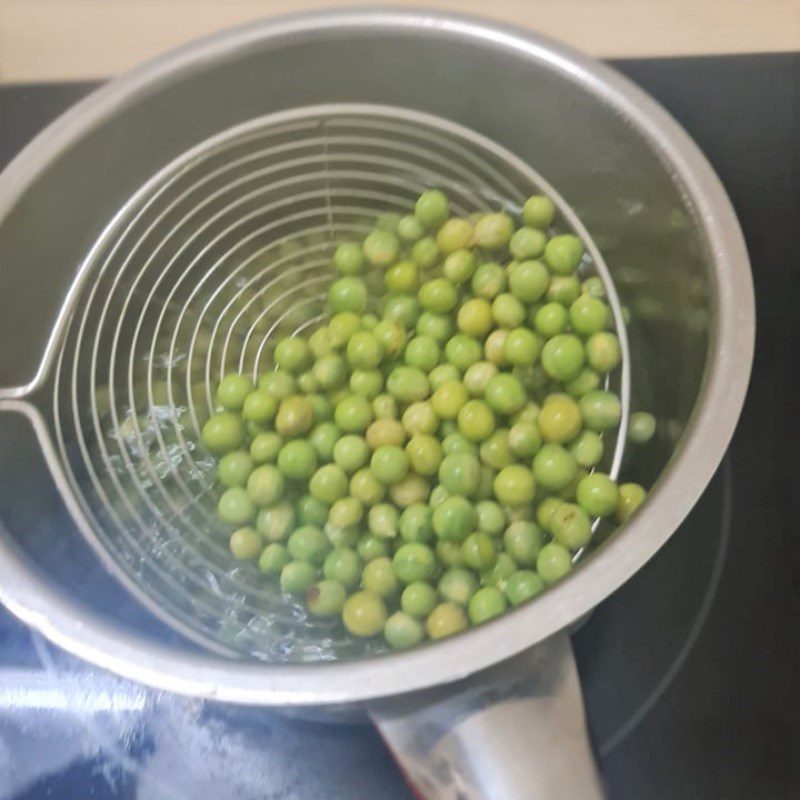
0,53,797,800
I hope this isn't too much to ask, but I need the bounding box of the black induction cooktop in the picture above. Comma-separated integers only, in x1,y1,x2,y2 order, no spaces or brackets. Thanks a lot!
0,54,797,800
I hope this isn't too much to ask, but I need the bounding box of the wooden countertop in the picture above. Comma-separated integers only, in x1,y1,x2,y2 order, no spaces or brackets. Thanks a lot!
0,0,798,82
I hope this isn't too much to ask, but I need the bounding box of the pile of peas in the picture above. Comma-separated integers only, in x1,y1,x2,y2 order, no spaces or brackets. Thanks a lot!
202,189,653,650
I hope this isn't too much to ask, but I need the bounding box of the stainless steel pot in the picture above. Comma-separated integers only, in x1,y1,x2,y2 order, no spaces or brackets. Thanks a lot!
0,10,754,798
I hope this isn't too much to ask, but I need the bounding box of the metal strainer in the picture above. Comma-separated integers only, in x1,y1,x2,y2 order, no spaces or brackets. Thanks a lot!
1,103,629,662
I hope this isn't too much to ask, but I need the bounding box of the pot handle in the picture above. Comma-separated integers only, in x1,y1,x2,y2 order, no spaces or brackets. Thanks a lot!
370,631,604,800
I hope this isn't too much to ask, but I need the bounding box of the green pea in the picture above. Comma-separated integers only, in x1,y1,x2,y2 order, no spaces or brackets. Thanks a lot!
536,497,564,531
385,259,420,294
384,611,425,649
436,218,475,254
533,302,569,337
387,366,430,403
217,451,253,488
432,496,477,542
569,295,609,336
350,369,384,399
373,318,407,357
277,439,318,480
393,542,437,583
405,434,443,477
480,552,517,589
275,395,315,437
484,374,526,416
401,581,438,618
368,503,399,538
405,335,441,371
362,556,400,597
414,313,453,347
493,465,536,507
471,262,507,300
427,602,469,639
342,591,387,637
347,331,384,370
333,435,370,473
474,212,514,250
457,400,496,442
297,371,319,394
288,525,330,565
216,373,253,411
463,361,498,396
203,412,246,455
323,547,363,588
325,524,360,548
505,570,545,605
445,334,483,370
541,334,586,381
491,293,526,328
522,195,556,229
415,189,450,229
274,338,313,373
436,539,463,567
533,444,578,492
256,502,295,542
399,503,434,543
582,275,606,298
509,259,549,302
628,411,656,444
468,586,508,624
536,542,572,584
309,464,349,504
617,483,646,522
586,332,621,373
328,276,368,313
429,364,461,392
419,278,457,313
538,395,582,443
259,543,291,575
457,298,493,337
439,453,481,497
551,502,592,550
484,330,508,366
229,526,261,560
410,236,440,269
248,432,282,465
333,242,365,275
438,568,478,605
461,532,496,570
241,390,278,425
508,421,542,458
334,394,374,434
442,432,477,458
503,520,543,565
430,381,469,421
476,500,506,536
579,390,622,431
363,229,400,267
371,445,410,485
349,468,386,506
547,275,582,305
384,294,422,328
307,579,347,617
329,496,364,529
564,368,601,398
309,393,333,421
258,371,296,400
443,249,477,284
576,472,619,518
246,465,285,507
545,234,584,275
296,494,329,527
366,419,405,450
570,430,604,468
310,422,340,461
510,227,546,261
503,328,541,367
479,430,513,470
280,561,319,594
357,534,390,562
309,327,336,358
398,214,426,242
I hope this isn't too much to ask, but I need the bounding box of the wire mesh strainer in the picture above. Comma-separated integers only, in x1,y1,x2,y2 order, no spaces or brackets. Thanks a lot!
12,104,630,662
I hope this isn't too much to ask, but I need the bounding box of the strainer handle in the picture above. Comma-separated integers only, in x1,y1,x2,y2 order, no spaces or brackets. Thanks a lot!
371,631,604,800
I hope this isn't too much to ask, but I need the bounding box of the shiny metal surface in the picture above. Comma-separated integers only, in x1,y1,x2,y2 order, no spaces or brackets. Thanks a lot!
0,104,627,662
0,9,753,704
